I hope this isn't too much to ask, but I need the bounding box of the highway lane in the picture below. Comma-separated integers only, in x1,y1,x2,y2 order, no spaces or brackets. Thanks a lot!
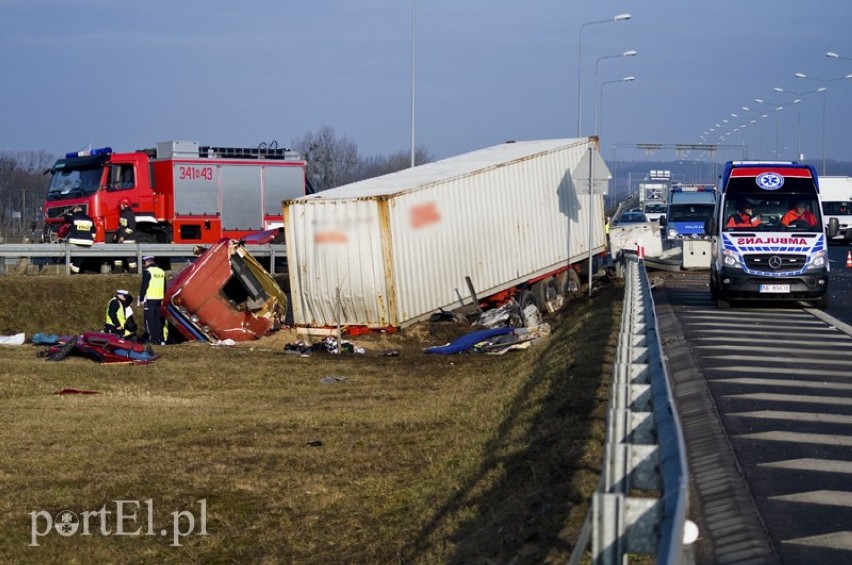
824,244,852,326
653,249,852,564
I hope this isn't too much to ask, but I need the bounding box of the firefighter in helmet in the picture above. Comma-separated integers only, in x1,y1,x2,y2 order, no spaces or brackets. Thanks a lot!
114,197,138,272
67,205,94,274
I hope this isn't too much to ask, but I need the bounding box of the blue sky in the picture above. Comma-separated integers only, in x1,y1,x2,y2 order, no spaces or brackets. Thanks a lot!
2,0,851,164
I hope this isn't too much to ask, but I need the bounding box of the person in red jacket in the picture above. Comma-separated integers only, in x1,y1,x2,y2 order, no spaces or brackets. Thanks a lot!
781,201,817,228
726,201,761,228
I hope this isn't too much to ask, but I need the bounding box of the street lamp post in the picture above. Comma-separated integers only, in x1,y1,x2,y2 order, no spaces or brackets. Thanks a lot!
753,98,785,158
795,72,852,174
595,76,635,138
593,50,637,118
576,13,631,137
773,86,825,160
410,0,416,168
740,106,769,159
827,51,852,62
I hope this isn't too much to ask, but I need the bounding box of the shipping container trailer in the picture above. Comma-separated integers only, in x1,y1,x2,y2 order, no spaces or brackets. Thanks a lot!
283,138,609,330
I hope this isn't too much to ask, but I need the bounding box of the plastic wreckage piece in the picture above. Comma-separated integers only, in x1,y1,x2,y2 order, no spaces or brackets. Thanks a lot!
423,327,515,355
164,238,288,343
32,333,60,345
474,301,522,329
41,332,158,364
424,323,551,355
0,332,25,345
283,337,365,355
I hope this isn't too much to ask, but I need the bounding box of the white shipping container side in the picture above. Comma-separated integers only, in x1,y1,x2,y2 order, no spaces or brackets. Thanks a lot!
285,138,607,329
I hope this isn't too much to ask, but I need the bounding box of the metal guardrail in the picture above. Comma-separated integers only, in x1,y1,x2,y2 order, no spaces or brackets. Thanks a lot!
571,254,691,564
0,243,288,275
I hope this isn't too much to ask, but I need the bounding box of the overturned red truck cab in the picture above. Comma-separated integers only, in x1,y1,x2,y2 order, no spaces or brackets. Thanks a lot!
164,238,288,342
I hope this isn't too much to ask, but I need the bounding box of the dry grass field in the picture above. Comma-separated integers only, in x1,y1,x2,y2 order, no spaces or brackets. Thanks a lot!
0,274,622,564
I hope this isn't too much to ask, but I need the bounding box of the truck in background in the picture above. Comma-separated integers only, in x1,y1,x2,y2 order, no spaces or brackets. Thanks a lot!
283,138,609,332
42,141,311,246
662,184,717,241
639,170,671,222
818,176,852,242
707,161,839,309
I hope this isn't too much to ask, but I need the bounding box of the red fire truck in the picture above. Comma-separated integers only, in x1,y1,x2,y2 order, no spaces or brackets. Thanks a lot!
42,140,312,244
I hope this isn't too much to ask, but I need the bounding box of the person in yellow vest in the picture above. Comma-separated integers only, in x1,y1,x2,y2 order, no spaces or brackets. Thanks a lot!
139,256,166,345
104,289,137,339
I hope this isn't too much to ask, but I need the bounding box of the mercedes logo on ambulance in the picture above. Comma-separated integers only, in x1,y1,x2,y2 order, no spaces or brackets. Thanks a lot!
768,255,783,269
755,172,784,190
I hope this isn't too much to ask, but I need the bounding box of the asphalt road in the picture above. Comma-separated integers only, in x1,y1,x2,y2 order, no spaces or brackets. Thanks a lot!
824,243,852,326
653,246,852,564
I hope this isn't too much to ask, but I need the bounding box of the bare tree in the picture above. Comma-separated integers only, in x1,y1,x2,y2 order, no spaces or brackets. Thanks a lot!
0,151,55,241
291,126,360,192
356,147,434,180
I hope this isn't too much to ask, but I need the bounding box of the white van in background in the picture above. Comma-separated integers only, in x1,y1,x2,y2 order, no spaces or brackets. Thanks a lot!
643,200,667,222
819,176,852,242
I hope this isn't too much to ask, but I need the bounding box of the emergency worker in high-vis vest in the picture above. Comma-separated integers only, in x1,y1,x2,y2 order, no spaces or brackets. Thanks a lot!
67,205,94,274
104,289,137,338
139,256,166,344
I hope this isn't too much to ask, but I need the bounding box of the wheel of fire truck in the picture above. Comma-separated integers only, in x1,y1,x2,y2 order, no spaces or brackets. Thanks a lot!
557,268,582,297
533,277,563,313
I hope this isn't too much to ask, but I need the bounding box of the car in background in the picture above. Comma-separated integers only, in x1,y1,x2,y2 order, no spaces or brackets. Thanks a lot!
612,210,648,226
643,200,667,222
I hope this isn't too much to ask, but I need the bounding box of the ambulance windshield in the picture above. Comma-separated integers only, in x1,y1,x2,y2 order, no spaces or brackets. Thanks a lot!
723,194,822,231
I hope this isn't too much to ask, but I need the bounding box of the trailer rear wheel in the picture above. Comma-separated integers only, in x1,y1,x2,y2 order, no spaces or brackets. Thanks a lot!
518,289,541,312
558,269,582,296
534,278,563,313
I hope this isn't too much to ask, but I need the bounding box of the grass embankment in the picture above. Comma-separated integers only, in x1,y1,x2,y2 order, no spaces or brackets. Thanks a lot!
0,275,622,563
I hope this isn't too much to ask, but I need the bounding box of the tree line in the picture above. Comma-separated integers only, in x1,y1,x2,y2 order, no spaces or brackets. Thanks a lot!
0,126,434,242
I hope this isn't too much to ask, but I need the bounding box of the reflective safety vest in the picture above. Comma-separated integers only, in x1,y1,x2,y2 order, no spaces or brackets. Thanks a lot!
67,212,95,246
105,297,126,327
145,266,166,300
117,209,136,242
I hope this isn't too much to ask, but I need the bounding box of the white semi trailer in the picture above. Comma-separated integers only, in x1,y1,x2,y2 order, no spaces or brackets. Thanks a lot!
283,138,610,331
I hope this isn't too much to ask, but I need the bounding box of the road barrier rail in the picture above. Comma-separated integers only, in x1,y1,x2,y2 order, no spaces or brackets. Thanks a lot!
0,243,287,275
572,254,691,564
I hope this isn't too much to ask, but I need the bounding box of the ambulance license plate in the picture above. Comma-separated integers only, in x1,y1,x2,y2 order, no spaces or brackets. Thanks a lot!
760,284,790,293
